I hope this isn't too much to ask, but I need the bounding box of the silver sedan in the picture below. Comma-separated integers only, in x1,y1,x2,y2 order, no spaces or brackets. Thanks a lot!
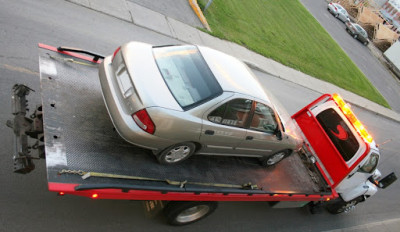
327,2,350,23
99,42,302,165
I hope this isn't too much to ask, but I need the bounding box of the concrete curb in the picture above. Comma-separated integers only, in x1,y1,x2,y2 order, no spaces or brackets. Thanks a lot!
188,0,211,31
66,0,400,123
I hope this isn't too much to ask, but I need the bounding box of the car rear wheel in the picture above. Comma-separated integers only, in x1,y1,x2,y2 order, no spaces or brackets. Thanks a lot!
353,34,358,39
335,13,339,18
157,142,196,164
260,150,291,167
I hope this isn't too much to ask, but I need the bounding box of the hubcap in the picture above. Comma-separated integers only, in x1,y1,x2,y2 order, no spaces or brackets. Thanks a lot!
165,145,191,163
267,152,285,165
176,205,210,223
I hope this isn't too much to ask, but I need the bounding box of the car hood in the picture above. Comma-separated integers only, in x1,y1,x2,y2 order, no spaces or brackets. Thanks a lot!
264,92,303,146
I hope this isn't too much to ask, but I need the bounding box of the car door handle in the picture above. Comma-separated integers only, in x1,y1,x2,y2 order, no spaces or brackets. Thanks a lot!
205,130,214,135
246,136,253,140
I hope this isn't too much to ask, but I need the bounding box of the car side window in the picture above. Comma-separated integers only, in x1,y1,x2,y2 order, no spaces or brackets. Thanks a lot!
249,102,278,134
208,99,252,128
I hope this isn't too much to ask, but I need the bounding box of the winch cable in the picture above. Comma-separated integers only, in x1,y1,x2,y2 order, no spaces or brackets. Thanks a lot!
58,169,258,190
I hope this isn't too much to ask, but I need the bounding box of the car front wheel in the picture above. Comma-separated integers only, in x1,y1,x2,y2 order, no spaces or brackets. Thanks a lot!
157,142,196,164
260,150,291,167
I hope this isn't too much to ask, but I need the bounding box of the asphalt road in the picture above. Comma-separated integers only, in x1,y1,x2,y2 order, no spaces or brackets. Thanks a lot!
1,0,399,231
300,0,400,113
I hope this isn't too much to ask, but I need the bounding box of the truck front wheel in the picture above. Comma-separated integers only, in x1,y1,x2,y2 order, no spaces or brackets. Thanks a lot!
164,201,218,226
325,197,362,214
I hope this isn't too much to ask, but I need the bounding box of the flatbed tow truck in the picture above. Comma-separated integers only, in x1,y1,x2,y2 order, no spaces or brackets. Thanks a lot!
7,44,397,225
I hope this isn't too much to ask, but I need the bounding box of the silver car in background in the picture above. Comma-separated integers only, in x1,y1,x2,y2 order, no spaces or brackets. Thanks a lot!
345,21,369,45
99,42,302,165
327,2,350,22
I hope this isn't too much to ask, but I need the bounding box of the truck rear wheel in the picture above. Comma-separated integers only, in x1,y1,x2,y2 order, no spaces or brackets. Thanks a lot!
164,201,218,226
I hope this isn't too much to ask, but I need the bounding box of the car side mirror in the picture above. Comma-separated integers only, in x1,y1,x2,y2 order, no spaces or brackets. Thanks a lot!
275,127,283,141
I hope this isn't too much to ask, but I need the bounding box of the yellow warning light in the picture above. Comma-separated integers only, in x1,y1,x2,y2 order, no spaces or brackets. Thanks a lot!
332,94,373,143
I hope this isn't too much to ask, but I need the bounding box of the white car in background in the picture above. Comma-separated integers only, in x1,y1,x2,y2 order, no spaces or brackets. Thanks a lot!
327,2,350,23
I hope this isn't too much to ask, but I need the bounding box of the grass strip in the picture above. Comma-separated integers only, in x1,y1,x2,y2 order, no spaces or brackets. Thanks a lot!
198,0,389,108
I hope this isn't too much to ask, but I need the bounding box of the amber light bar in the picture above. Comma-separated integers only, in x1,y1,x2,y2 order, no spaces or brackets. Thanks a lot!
332,94,373,143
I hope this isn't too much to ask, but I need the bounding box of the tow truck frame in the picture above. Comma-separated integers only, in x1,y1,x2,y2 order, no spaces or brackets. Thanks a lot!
7,43,396,225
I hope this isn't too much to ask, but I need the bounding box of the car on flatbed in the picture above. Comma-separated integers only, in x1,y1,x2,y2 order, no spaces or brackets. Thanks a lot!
99,42,302,165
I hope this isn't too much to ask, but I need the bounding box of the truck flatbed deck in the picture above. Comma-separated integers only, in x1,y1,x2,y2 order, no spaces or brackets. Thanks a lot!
36,44,333,201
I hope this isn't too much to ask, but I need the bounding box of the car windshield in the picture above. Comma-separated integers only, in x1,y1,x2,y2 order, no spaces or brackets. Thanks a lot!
153,45,223,110
355,25,363,32
355,25,367,36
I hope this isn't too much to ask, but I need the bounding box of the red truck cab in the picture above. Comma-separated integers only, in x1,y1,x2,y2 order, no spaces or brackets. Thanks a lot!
293,93,395,213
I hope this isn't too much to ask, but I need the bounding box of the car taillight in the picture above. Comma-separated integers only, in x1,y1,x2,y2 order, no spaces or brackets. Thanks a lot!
112,47,121,62
332,94,373,143
132,109,155,134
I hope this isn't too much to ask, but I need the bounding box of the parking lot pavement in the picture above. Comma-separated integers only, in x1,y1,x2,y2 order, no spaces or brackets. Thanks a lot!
66,0,400,123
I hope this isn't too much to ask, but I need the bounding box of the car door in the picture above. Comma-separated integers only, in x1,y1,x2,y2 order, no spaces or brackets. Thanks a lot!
235,101,284,157
339,9,348,22
198,95,252,156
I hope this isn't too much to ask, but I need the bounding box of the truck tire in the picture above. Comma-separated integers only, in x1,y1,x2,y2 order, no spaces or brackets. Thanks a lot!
325,197,362,214
260,150,291,167
164,201,218,226
157,142,196,164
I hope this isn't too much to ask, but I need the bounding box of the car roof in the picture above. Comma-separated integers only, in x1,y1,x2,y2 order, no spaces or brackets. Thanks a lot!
120,42,273,111
198,46,272,104
333,3,342,8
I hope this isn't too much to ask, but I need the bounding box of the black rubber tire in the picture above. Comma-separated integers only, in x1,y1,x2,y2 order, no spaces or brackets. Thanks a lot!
157,142,196,164
363,41,368,46
164,201,218,226
353,34,358,39
325,197,361,214
335,13,339,18
260,150,291,167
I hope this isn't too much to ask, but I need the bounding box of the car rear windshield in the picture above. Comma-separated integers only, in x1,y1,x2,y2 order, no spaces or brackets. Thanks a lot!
153,45,223,110
316,108,360,162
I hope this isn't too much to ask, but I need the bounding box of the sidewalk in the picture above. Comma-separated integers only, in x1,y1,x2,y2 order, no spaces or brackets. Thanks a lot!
66,0,400,123
324,218,400,232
